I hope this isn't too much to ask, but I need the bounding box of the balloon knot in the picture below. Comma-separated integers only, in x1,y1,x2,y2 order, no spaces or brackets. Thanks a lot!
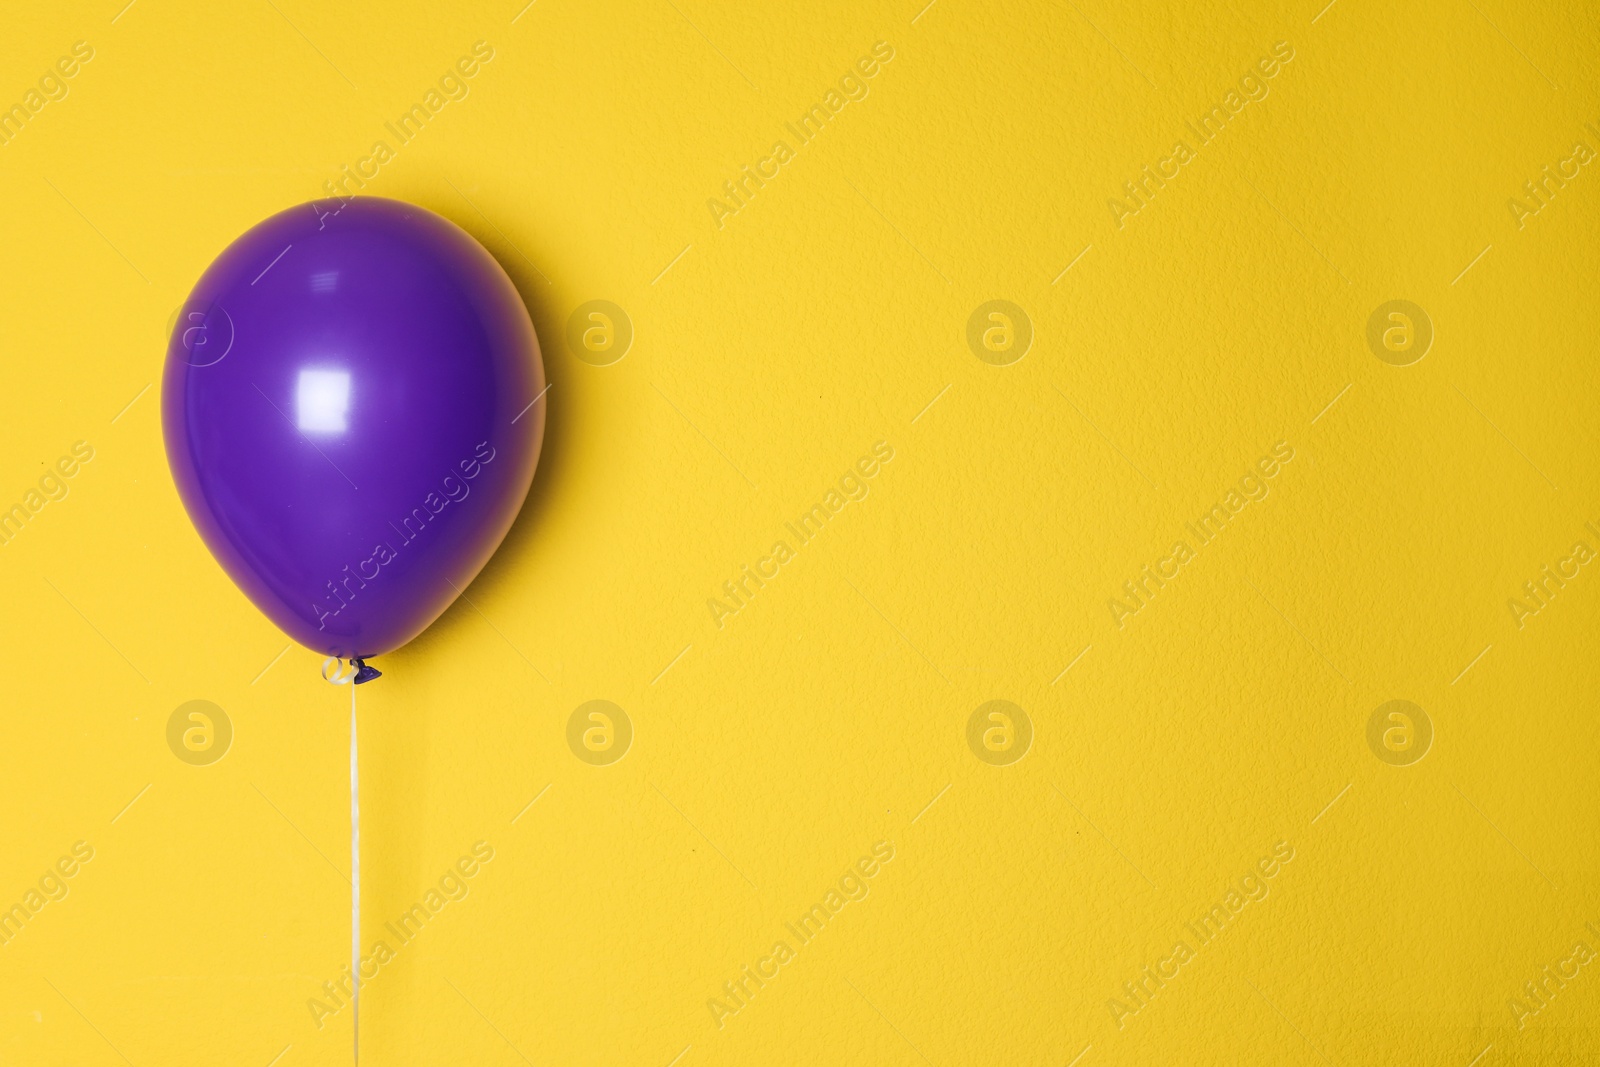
352,658,383,684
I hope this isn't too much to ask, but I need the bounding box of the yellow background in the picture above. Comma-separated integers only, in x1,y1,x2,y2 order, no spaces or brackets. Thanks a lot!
2,0,1597,1064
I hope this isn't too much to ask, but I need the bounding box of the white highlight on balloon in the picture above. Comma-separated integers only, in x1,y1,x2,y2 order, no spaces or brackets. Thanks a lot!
296,369,351,433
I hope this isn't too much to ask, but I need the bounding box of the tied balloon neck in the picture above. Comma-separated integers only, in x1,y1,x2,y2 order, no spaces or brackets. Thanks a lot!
352,658,383,684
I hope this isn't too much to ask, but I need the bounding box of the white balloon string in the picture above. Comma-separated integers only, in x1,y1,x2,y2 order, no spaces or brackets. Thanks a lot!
350,677,360,1065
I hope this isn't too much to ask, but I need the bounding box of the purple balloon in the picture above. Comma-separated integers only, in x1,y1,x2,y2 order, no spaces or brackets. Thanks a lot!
163,197,544,669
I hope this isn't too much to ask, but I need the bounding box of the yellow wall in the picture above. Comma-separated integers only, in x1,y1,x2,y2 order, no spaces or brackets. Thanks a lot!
1,1,1596,1064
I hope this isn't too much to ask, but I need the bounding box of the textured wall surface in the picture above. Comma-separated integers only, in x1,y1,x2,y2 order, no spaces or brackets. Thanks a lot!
0,1,1596,1064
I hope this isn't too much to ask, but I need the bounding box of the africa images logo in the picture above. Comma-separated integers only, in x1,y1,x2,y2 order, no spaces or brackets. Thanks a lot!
314,441,496,630
0,440,94,548
0,40,94,149
707,441,894,629
705,41,896,231
307,841,495,1029
706,841,895,1031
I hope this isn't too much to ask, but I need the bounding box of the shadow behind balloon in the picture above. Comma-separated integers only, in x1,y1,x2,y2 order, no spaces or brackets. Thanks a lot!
383,189,577,676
